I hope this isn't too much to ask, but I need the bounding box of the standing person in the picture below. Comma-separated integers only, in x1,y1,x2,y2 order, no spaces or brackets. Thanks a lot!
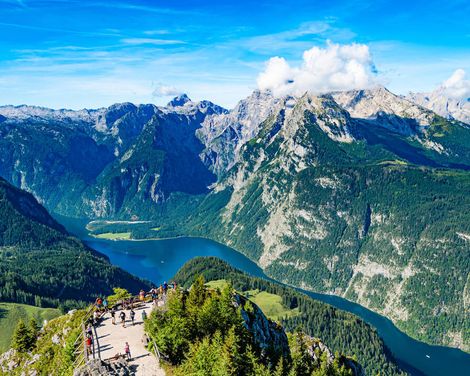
86,324,93,338
151,288,157,305
110,308,116,325
172,281,177,290
130,309,135,326
163,281,168,295
103,298,108,312
120,311,126,328
139,289,145,302
96,297,103,310
86,335,92,356
158,284,163,298
93,310,100,325
124,342,131,360
141,310,147,321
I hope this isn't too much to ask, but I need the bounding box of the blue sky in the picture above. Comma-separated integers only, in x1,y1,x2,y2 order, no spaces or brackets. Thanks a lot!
0,0,469,109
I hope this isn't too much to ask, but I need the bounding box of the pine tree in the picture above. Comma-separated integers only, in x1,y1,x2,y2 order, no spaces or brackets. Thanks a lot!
187,275,207,310
12,319,33,352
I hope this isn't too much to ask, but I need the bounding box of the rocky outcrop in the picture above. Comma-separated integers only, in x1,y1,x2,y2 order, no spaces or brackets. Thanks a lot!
233,293,290,359
73,359,134,376
197,90,282,175
305,337,365,376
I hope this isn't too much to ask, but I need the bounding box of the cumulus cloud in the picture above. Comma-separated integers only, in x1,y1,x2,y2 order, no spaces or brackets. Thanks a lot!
257,42,377,97
152,84,182,97
441,69,470,99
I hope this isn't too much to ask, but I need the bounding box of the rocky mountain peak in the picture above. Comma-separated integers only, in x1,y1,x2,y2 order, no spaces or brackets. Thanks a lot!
407,88,470,125
332,85,435,135
167,93,191,107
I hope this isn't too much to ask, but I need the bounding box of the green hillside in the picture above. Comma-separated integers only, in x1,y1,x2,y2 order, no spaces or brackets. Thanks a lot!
0,177,151,309
0,303,60,352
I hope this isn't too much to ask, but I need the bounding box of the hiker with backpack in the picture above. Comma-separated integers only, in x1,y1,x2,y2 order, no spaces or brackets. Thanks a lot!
163,281,168,295
130,309,135,326
120,311,126,327
110,308,116,325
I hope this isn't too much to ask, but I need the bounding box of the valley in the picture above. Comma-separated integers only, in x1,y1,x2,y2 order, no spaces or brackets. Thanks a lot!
0,87,469,374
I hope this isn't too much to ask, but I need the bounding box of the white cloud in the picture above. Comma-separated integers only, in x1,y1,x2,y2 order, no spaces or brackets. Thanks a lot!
257,41,377,97
441,69,470,99
152,84,182,97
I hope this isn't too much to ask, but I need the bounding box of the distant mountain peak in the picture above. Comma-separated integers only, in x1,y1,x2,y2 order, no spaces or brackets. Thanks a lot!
407,88,470,125
167,94,192,107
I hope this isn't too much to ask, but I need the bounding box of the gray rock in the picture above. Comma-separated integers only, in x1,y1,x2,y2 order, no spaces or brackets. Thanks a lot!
73,358,134,376
51,334,60,345
234,293,290,359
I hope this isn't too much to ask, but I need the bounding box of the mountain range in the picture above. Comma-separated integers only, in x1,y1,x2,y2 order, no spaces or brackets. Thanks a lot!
0,86,468,352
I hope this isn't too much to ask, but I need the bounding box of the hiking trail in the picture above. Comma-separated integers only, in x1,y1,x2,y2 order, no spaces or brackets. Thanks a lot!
95,301,165,376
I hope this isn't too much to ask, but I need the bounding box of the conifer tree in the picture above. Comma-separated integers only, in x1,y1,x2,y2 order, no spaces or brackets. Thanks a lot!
12,319,33,352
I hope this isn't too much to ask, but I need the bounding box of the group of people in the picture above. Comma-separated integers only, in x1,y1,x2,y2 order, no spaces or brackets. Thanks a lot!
148,281,177,305
87,282,177,362
94,296,109,311
109,306,148,328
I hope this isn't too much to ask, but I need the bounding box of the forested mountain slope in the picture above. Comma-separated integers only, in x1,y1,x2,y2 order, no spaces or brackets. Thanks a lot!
174,257,406,376
0,177,150,309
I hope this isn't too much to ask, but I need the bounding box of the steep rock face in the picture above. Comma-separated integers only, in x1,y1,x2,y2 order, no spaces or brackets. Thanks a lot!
197,90,282,175
407,89,470,125
234,293,290,359
79,105,218,218
332,87,470,164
